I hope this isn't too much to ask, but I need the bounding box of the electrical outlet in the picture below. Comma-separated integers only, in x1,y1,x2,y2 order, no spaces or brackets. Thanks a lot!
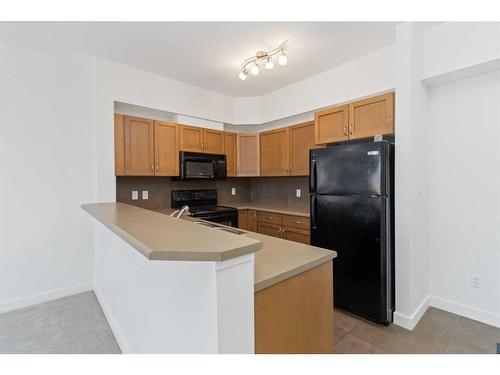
131,191,138,200
142,190,149,200
471,274,482,289
231,188,236,195
296,189,301,198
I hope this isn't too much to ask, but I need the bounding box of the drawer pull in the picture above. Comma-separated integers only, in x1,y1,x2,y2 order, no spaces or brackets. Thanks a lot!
293,221,302,224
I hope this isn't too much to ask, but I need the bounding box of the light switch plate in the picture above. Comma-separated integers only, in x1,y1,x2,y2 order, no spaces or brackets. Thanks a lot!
142,190,149,200
231,188,236,195
131,191,138,200
296,189,301,198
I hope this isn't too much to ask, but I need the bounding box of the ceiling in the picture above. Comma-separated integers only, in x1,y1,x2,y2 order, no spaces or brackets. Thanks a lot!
0,22,400,97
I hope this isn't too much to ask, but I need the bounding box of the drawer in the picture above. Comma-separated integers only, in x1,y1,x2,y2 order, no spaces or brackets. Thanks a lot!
283,215,310,230
258,211,283,226
282,227,310,245
257,222,283,238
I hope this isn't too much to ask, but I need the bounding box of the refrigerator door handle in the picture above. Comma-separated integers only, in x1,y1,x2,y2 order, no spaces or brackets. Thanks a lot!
311,195,317,229
310,157,317,193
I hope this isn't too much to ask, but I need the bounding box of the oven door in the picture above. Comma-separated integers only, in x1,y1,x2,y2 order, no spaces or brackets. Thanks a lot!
195,212,238,227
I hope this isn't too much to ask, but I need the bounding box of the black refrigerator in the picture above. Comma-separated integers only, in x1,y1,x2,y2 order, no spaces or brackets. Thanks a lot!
310,140,394,325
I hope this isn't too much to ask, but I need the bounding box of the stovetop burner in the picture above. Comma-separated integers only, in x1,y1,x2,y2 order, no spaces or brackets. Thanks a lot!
171,189,238,224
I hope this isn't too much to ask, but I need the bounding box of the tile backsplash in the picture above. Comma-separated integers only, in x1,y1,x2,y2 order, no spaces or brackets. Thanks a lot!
250,176,309,211
116,175,310,212
116,176,251,209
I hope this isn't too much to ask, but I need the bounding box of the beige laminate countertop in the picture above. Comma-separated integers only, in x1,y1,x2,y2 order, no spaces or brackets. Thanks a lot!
249,232,336,291
223,202,310,218
82,202,336,292
81,202,262,261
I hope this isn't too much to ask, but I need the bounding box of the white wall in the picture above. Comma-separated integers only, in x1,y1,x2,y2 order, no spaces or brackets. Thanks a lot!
393,23,431,329
93,219,255,353
258,45,395,123
422,22,500,83
0,43,95,312
393,22,500,329
427,71,500,327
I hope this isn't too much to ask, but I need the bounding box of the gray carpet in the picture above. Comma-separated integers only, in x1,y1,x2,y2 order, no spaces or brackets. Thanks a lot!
0,291,120,354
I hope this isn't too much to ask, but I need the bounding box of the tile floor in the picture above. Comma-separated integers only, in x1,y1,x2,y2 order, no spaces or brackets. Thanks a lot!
334,308,500,354
1,291,498,354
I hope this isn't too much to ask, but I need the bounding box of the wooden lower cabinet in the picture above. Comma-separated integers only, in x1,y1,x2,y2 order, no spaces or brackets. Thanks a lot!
254,260,334,353
239,209,310,244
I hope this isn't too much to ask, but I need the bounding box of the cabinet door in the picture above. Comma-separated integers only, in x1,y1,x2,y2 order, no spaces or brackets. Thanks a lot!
260,127,290,176
348,93,394,140
154,121,179,176
124,116,154,176
224,132,237,177
314,105,349,144
237,133,260,176
289,122,323,176
204,129,225,154
179,125,204,152
283,227,310,245
114,114,125,176
248,210,258,232
257,222,283,239
238,209,248,230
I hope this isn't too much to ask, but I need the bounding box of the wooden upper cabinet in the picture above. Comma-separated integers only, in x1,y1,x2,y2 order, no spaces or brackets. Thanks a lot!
260,127,290,176
204,129,225,154
314,105,349,144
289,122,322,176
124,116,155,176
237,133,260,176
348,93,394,140
114,114,125,176
154,121,179,176
224,132,237,177
179,125,204,153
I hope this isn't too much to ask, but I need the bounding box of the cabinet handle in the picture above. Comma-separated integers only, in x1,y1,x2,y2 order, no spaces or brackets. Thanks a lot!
350,122,354,135
151,164,154,172
293,221,302,224
343,126,347,136
156,163,159,172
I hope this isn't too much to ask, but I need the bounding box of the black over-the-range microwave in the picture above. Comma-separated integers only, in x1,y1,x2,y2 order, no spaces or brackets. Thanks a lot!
178,151,227,180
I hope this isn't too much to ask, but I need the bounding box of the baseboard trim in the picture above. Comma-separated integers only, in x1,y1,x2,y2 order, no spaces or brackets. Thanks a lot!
93,287,129,354
429,295,500,329
0,282,93,314
393,294,431,330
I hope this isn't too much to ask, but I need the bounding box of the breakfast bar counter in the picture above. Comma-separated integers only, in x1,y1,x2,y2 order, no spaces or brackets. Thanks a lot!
82,202,336,354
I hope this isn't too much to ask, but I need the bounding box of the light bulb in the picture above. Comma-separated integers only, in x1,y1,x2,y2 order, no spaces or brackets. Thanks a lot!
250,63,260,75
278,52,287,66
238,69,248,81
265,57,274,69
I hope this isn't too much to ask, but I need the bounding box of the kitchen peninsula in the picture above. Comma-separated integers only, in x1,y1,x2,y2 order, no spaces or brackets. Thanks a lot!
82,202,336,354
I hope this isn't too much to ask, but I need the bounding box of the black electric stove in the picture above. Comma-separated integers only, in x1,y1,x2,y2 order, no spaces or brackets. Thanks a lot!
171,189,238,227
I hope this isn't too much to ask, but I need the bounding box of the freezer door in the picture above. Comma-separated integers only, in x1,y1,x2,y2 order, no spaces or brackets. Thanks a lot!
311,194,392,324
310,141,390,196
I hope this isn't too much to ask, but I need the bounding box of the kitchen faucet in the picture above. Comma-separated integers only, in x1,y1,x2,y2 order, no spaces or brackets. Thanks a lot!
170,205,190,219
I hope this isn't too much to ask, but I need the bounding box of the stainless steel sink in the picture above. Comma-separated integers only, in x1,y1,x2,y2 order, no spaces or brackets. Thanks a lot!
195,221,246,235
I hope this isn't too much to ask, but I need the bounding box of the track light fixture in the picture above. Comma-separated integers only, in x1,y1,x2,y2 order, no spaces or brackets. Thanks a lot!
238,41,288,81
